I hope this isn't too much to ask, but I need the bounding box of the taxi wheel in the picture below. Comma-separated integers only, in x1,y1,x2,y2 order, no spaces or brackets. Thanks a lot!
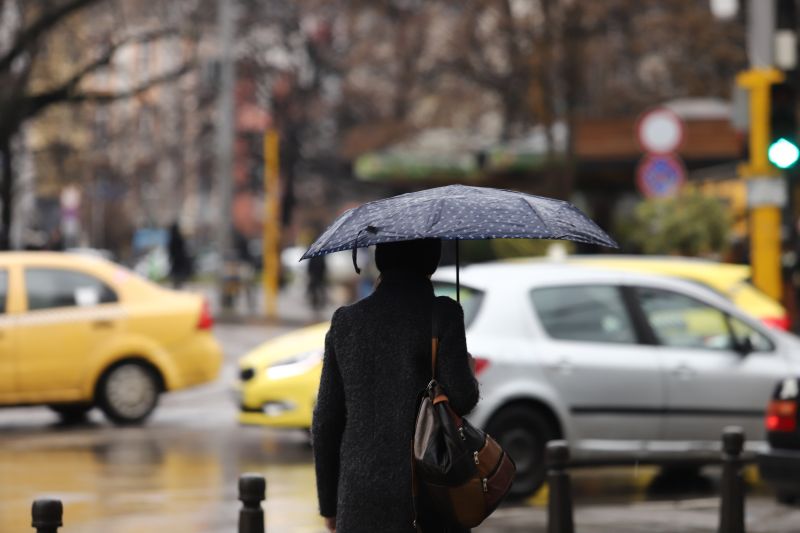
48,403,92,424
486,405,557,499
97,362,161,425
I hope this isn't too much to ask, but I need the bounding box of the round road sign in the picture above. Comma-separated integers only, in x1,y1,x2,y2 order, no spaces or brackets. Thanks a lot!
637,107,685,154
636,154,686,198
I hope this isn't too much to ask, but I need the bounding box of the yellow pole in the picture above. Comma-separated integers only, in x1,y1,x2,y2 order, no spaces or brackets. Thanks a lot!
263,129,281,320
737,68,785,302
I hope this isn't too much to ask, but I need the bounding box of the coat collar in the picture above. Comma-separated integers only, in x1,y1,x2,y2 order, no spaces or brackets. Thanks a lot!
376,270,434,294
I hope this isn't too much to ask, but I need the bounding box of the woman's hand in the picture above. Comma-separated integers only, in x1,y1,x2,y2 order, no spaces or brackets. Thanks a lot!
324,516,336,532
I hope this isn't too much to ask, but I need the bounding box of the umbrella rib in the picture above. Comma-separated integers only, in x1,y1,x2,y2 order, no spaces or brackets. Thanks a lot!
517,195,554,237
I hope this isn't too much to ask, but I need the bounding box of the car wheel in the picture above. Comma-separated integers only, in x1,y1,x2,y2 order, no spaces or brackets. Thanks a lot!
97,362,160,425
486,405,557,498
48,403,92,424
777,490,799,506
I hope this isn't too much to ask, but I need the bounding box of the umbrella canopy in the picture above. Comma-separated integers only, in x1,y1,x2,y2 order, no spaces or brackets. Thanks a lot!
301,185,617,261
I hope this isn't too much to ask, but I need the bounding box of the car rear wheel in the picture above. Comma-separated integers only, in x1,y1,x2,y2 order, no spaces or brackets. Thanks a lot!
486,405,557,498
97,362,160,425
48,403,93,424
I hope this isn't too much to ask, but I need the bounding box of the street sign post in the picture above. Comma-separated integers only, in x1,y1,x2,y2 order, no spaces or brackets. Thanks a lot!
636,155,687,198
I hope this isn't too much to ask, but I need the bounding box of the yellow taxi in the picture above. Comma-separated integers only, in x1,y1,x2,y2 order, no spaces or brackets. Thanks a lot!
235,256,789,431
0,252,222,424
237,322,328,428
565,255,789,330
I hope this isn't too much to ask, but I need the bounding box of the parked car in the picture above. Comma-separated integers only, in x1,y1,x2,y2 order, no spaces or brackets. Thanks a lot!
0,252,222,425
757,377,800,505
236,261,800,496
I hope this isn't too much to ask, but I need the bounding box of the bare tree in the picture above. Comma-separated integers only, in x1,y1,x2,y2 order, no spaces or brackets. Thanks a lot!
0,0,198,249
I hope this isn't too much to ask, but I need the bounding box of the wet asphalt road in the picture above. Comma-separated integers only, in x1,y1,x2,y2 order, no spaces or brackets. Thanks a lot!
2,322,800,533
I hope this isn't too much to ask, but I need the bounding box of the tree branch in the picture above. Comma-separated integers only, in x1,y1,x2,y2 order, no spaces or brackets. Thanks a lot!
27,61,195,114
21,27,184,119
0,0,103,73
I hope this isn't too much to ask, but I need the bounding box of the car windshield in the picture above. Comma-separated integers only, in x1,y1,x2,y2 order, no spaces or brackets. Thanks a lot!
432,281,484,329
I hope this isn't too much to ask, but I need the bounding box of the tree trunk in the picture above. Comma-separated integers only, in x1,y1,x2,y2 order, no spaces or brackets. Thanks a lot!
0,136,13,251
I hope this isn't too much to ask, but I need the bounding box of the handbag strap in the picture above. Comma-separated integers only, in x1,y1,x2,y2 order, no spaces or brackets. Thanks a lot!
430,299,441,380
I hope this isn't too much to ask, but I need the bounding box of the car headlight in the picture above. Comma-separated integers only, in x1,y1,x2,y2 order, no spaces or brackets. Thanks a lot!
265,349,323,380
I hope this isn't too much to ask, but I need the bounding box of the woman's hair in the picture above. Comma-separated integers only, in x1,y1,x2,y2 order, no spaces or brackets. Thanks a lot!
375,239,442,276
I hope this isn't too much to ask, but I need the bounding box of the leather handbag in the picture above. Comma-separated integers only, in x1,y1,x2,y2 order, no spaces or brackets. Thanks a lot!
411,305,516,529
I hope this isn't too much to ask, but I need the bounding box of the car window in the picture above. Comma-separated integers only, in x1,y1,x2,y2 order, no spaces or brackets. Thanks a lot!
636,287,733,350
25,268,118,311
530,285,636,344
432,281,484,328
728,316,774,352
0,270,7,314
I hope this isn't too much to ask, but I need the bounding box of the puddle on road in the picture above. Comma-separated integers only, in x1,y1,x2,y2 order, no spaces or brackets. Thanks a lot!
0,415,773,533
0,418,325,533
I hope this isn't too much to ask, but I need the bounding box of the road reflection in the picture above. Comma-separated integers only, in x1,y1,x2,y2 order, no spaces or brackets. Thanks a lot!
0,412,772,533
0,416,323,533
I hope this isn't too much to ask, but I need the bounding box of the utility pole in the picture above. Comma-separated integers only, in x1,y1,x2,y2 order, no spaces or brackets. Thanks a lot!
215,0,236,312
263,129,281,320
735,0,795,302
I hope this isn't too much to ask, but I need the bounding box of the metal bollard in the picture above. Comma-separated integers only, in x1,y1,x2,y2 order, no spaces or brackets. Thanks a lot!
546,440,575,533
31,499,62,533
239,473,267,533
719,426,746,533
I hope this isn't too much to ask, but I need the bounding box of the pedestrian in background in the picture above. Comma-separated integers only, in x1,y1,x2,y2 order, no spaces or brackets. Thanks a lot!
307,253,328,318
167,222,191,289
312,239,479,533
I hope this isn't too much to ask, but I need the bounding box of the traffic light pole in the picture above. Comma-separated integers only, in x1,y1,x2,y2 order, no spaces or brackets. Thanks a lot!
737,68,785,301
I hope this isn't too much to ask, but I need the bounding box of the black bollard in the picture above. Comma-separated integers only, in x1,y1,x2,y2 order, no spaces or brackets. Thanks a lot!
546,440,575,533
239,473,267,533
719,426,746,533
31,499,62,533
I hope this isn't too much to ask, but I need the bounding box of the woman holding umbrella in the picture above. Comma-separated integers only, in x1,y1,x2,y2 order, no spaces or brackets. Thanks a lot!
313,238,478,532
307,185,616,532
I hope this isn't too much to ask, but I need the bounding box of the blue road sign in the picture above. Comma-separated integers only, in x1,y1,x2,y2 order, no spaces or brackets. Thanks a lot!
636,154,686,198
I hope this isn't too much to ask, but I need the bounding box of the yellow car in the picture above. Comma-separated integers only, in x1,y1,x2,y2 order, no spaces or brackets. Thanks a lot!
237,322,329,428
564,255,789,330
0,252,222,424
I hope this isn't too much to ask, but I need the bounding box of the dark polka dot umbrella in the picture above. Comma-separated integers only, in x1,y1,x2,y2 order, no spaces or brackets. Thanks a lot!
301,185,617,297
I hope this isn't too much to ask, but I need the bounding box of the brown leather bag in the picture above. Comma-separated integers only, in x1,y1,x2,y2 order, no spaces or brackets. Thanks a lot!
411,307,516,529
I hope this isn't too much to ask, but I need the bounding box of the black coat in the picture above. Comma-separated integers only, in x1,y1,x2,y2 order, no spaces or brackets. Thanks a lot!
312,271,480,533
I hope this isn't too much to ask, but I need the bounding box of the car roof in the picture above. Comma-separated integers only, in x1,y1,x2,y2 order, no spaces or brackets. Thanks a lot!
433,260,732,299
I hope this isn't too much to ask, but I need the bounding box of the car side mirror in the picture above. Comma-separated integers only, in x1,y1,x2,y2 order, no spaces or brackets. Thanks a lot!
736,335,754,356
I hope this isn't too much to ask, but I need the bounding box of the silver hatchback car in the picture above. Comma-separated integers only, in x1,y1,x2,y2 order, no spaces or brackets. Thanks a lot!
432,261,800,497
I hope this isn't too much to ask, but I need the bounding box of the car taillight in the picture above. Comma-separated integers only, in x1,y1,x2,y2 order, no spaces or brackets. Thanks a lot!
766,400,797,432
473,357,490,376
762,315,790,331
197,298,214,330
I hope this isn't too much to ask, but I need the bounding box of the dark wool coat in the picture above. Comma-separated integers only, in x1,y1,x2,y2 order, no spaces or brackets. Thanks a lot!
312,271,480,533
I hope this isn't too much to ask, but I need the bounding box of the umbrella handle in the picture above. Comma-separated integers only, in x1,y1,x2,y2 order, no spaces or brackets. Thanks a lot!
456,238,460,304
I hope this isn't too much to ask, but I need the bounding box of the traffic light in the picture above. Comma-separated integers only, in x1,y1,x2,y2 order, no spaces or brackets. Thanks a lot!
768,81,800,169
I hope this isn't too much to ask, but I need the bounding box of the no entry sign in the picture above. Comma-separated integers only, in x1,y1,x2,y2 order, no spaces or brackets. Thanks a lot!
636,154,687,198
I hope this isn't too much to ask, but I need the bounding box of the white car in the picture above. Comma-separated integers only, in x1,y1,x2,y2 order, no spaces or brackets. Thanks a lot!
433,261,800,497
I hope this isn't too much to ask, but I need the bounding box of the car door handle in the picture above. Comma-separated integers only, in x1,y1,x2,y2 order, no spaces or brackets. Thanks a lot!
546,357,574,374
671,364,696,379
92,320,115,329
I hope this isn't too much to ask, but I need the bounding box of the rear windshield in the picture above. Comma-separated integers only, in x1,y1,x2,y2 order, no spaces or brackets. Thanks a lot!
432,281,484,329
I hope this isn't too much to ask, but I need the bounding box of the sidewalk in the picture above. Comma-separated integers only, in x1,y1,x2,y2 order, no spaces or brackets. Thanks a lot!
482,496,798,533
188,279,340,327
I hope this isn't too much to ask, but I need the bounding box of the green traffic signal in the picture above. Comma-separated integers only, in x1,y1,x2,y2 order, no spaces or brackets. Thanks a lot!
768,138,800,169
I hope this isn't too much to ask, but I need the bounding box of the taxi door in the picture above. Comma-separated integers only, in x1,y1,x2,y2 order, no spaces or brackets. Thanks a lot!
0,268,16,402
15,266,121,402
